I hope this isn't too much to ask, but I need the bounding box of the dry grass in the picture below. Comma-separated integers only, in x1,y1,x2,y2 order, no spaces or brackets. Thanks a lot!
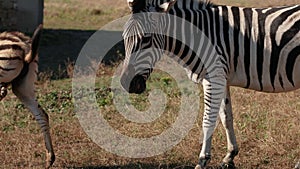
43,0,300,30
0,71,299,169
0,0,300,169
44,0,130,30
212,0,299,7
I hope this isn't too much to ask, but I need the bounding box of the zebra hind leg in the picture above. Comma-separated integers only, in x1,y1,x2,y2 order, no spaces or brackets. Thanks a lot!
12,82,55,168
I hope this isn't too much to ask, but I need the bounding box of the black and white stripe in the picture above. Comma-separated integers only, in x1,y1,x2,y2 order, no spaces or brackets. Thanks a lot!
0,25,55,169
121,0,299,168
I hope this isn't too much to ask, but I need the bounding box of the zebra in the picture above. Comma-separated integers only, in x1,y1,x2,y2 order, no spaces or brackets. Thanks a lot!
0,25,55,168
120,0,300,168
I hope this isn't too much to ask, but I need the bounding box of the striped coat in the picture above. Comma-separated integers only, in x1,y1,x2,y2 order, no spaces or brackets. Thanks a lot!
121,0,300,168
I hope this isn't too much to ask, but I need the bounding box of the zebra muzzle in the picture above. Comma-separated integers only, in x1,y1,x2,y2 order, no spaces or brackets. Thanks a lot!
128,75,146,94
120,73,146,94
120,64,147,94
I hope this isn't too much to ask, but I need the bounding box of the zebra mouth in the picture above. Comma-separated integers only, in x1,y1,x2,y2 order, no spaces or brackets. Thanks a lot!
120,64,149,94
128,75,146,94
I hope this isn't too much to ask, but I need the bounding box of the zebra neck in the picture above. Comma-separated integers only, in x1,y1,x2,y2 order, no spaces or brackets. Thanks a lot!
163,34,208,84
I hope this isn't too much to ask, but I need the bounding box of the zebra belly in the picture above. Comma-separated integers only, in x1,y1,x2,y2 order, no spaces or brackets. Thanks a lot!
0,60,23,83
229,61,300,93
230,82,300,93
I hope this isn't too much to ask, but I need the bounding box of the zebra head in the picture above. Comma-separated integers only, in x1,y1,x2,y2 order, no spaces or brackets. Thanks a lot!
121,0,176,94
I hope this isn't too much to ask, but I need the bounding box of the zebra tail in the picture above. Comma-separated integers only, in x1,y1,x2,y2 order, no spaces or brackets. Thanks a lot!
25,24,43,63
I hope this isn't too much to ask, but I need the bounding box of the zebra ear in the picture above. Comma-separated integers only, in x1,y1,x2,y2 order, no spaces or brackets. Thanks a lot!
127,0,146,13
159,0,176,12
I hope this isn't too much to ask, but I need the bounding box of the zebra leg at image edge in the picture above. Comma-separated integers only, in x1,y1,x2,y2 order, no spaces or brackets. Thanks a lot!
12,82,55,168
0,83,8,101
218,87,238,169
195,72,227,169
295,160,300,169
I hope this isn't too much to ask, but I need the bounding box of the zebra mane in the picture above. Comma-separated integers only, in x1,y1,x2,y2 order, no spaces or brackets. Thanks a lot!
201,0,214,8
193,0,214,9
123,0,215,38
145,0,214,10
128,0,215,14
123,16,145,39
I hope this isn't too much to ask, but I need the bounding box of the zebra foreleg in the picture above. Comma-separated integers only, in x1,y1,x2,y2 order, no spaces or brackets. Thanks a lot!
196,75,227,169
218,87,239,169
219,87,239,168
12,82,55,168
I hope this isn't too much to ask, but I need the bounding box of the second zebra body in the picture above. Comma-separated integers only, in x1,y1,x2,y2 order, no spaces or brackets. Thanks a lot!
0,25,55,168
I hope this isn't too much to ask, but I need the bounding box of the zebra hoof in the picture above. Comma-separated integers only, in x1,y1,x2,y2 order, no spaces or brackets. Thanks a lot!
45,152,55,169
195,164,203,169
220,161,235,169
195,156,211,169
295,161,300,169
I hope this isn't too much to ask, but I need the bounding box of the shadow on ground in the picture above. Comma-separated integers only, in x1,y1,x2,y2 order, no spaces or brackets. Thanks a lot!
39,29,124,78
67,163,196,169
66,163,235,169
